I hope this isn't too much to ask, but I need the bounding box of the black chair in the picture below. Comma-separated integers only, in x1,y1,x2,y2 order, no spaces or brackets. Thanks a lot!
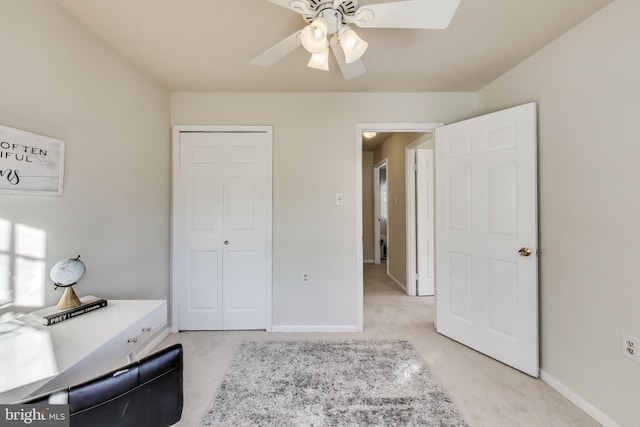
21,343,183,427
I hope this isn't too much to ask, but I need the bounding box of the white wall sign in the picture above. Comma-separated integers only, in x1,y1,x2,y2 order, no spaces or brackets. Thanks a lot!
0,124,65,195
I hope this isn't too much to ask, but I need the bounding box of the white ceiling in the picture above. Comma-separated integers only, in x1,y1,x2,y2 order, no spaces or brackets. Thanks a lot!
54,0,611,92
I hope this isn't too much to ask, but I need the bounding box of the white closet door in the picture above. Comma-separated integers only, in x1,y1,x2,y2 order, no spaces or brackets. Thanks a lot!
221,133,270,330
435,103,538,377
174,130,271,330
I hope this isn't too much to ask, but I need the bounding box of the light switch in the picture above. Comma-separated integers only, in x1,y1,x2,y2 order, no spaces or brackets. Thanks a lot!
336,193,344,206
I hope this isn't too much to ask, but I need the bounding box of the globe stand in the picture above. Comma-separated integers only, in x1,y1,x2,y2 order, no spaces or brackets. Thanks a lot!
57,285,82,310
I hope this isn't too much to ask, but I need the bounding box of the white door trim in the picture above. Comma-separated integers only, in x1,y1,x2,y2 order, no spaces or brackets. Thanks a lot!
356,123,443,331
405,134,434,296
171,125,273,333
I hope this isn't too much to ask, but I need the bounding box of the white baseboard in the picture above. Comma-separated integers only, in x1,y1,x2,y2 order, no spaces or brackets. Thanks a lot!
271,325,359,333
363,259,374,264
540,370,620,427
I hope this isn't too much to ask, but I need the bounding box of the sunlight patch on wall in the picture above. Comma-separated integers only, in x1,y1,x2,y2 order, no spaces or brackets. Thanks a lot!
0,219,47,307
0,219,11,305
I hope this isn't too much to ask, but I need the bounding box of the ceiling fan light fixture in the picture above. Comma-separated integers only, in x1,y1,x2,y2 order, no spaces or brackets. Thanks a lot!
307,49,330,71
301,17,329,54
338,25,368,64
256,0,462,80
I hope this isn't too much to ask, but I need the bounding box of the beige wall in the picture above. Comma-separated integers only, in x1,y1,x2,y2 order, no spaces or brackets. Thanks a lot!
172,92,477,328
0,0,171,306
362,151,374,263
373,133,424,288
478,0,640,425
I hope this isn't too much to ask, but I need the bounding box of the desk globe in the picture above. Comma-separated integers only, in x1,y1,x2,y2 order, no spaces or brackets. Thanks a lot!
50,255,86,310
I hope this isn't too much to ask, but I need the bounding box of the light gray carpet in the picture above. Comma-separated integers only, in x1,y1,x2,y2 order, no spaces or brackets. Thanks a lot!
201,340,467,426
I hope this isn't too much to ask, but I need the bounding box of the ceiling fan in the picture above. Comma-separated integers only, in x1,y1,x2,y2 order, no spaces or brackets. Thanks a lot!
252,0,461,80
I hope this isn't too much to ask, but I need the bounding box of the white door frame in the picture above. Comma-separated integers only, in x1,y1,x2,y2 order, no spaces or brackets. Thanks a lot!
171,125,273,333
405,134,434,296
356,123,443,331
373,159,387,266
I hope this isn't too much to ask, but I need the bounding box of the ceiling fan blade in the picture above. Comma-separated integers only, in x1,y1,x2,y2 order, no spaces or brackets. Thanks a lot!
266,0,314,15
251,30,303,67
330,36,366,80
345,0,461,29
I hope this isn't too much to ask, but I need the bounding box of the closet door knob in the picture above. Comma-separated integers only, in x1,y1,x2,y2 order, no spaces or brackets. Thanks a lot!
224,240,229,245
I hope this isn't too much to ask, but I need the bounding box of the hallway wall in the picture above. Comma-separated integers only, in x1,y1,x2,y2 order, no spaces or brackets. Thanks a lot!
373,133,423,288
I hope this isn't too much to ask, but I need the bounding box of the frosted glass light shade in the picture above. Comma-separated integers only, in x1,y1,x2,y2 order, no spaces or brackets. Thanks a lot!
339,27,368,63
301,18,329,54
307,49,330,71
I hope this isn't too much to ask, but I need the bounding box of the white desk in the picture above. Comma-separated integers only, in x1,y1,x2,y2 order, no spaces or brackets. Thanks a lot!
0,299,168,403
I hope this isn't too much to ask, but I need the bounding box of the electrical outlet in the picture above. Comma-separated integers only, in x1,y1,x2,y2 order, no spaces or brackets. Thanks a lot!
622,333,640,361
301,272,310,284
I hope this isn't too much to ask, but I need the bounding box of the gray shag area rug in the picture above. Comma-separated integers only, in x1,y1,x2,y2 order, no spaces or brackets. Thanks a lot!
202,340,467,426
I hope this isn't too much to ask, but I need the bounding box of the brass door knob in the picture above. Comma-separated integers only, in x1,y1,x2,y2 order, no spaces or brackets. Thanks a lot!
518,247,532,257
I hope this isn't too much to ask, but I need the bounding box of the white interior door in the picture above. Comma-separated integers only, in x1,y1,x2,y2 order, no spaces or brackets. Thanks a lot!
435,103,538,377
173,129,272,331
416,149,435,296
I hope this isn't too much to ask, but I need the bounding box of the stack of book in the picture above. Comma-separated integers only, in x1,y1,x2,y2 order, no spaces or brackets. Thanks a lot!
29,295,108,326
